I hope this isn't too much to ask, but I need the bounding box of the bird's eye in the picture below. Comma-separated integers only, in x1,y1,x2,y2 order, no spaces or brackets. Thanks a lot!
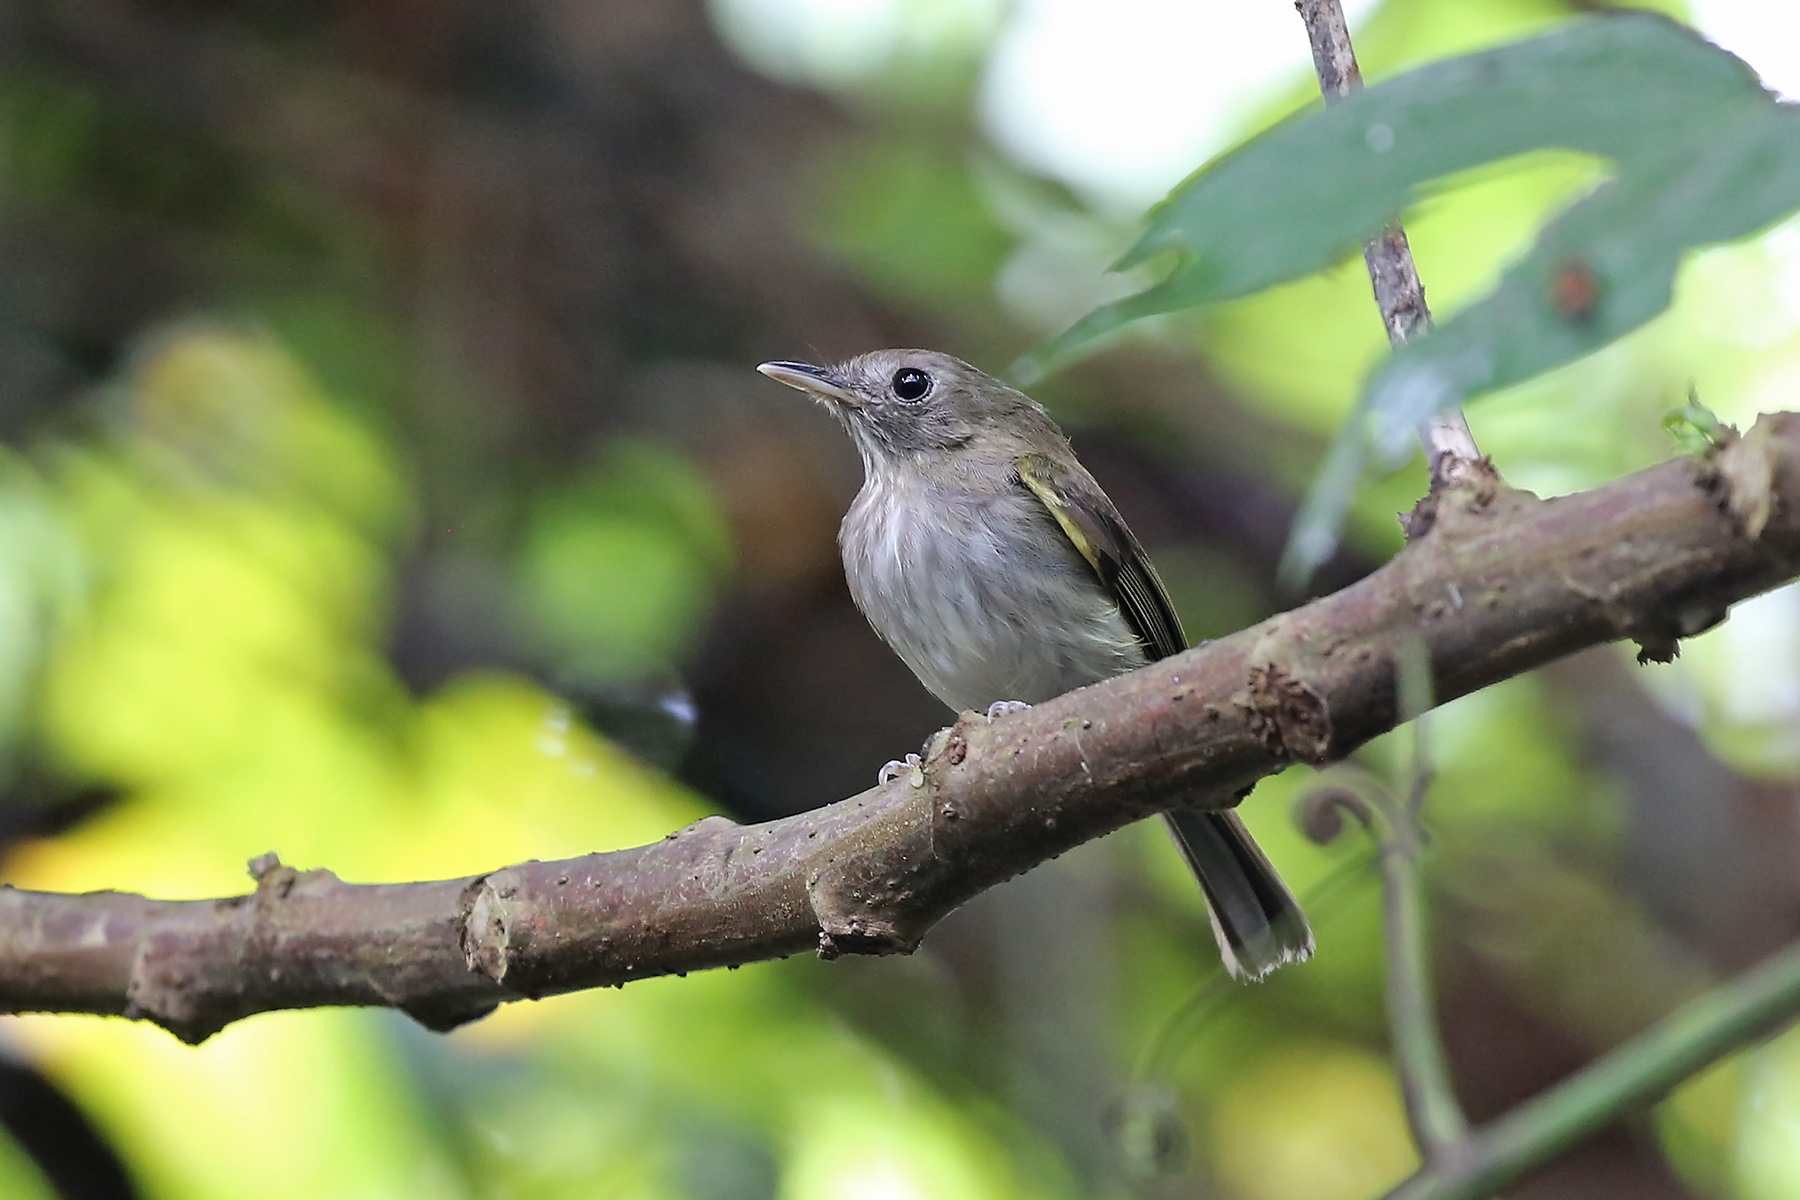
891,367,932,402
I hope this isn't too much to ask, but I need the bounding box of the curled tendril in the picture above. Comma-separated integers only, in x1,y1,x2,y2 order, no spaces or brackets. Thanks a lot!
1295,767,1419,857
1296,782,1379,846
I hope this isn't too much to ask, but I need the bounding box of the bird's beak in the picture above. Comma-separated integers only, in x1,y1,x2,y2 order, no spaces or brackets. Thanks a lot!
757,360,860,407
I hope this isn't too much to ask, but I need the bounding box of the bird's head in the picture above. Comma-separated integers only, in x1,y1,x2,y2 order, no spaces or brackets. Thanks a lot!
758,349,1040,468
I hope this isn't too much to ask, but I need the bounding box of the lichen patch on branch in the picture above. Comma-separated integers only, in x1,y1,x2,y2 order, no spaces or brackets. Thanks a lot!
1246,664,1334,763
461,873,513,986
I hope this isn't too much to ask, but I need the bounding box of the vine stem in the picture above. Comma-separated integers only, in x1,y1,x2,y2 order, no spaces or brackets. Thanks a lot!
1383,939,1800,1200
1384,638,1470,1160
1379,825,1468,1159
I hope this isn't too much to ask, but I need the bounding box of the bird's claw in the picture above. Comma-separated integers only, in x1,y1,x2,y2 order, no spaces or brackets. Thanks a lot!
878,705,1026,783
878,753,923,785
986,699,1032,721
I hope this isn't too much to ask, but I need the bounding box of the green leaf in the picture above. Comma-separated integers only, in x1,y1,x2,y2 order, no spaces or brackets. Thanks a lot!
1021,13,1800,579
1021,14,1786,382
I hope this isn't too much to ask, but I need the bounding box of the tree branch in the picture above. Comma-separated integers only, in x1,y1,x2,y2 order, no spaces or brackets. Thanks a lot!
1294,0,1483,480
6,416,1800,1042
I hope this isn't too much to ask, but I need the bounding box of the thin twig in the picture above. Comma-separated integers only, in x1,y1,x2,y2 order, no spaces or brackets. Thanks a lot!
1293,0,1482,484
1383,938,1800,1200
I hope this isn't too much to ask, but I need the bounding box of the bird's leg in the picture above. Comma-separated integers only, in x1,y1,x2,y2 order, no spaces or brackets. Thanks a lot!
878,753,922,785
986,699,1031,721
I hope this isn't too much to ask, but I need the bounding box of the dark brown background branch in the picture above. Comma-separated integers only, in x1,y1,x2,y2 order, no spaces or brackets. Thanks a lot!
7,415,1800,1043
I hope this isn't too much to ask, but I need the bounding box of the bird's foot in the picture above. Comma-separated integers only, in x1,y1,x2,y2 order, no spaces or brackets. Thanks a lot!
986,699,1032,721
878,753,923,785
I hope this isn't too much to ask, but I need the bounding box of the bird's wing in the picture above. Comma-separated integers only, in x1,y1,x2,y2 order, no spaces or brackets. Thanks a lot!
1019,455,1310,981
1014,452,1188,662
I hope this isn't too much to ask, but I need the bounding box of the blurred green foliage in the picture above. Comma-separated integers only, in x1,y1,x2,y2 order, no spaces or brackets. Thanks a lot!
520,441,732,680
815,138,1017,313
4,327,1044,1200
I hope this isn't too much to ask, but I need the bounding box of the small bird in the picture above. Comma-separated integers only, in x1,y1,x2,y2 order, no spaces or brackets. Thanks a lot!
758,349,1313,980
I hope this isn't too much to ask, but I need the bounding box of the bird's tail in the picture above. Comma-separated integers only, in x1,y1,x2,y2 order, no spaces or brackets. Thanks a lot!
1163,809,1314,982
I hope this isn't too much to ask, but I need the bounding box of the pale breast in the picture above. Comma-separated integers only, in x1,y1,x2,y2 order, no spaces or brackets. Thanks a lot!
840,468,1145,712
